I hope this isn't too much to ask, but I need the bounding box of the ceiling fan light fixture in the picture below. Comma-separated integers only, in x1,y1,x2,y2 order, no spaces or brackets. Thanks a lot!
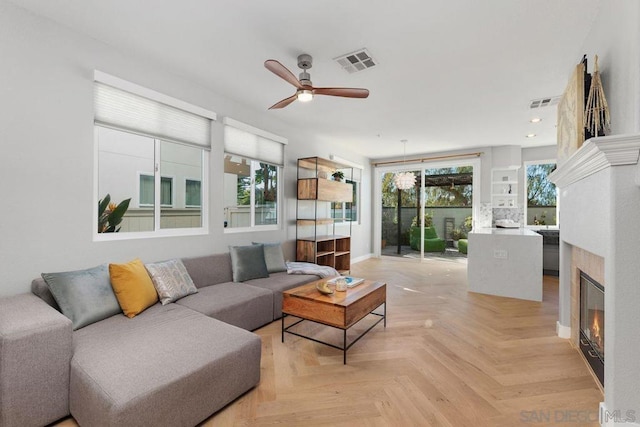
297,89,313,103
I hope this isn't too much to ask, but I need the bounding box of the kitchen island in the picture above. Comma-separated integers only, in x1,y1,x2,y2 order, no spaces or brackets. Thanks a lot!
467,228,542,301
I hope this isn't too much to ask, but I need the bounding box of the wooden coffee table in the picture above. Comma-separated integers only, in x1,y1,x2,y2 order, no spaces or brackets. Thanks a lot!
281,278,386,364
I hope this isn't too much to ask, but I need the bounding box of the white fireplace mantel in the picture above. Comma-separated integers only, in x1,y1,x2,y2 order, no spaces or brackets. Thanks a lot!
550,133,640,427
549,134,640,188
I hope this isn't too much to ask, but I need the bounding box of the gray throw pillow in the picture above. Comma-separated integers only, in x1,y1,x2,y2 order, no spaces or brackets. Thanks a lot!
253,242,287,273
145,259,198,305
229,244,269,282
42,264,122,330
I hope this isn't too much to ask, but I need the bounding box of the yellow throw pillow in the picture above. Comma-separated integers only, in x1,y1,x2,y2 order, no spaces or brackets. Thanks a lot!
109,258,158,318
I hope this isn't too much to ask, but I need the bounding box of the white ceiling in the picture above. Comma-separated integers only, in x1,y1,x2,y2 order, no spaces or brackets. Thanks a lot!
10,0,601,158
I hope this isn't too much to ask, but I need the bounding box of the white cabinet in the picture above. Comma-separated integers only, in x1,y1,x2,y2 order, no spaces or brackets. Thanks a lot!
467,228,542,301
491,168,518,208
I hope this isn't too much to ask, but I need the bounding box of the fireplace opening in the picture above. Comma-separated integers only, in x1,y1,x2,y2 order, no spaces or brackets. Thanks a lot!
579,271,604,386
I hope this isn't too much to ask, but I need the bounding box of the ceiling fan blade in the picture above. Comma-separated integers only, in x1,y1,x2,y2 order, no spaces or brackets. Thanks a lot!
268,94,297,110
264,60,302,89
313,87,370,98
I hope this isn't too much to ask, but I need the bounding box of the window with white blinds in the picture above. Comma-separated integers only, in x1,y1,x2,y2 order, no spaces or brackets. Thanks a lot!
94,72,214,148
94,71,214,240
223,117,287,166
222,118,285,232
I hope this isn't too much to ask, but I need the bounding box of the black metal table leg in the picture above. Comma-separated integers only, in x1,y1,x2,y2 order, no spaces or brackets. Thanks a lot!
343,329,347,364
384,303,387,327
282,302,386,364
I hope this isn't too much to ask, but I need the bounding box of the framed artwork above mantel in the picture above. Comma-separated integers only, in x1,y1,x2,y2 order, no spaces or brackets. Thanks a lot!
557,61,586,166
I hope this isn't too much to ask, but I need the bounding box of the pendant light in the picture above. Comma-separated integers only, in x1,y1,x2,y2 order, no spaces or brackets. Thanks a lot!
393,140,416,190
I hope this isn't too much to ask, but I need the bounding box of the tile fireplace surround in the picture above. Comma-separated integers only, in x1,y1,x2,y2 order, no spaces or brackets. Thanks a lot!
550,134,640,426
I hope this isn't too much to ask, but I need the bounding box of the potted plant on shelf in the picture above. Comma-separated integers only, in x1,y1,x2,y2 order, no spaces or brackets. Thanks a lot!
332,171,344,182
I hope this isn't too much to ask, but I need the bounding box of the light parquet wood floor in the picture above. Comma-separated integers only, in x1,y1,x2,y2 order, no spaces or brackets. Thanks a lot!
207,257,602,427
56,256,603,426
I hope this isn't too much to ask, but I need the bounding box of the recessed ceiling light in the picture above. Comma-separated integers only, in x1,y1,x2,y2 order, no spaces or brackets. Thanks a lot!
530,118,542,123
526,133,536,138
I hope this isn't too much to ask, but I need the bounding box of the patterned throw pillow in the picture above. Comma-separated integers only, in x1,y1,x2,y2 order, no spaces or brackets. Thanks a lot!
145,259,198,305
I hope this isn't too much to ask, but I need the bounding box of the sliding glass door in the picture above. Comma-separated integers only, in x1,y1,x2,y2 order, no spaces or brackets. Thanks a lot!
378,160,478,260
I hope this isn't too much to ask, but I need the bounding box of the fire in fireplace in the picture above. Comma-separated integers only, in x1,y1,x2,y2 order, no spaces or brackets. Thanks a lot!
579,272,604,385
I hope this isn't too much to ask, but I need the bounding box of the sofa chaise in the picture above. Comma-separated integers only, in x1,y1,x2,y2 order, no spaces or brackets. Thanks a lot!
0,250,321,427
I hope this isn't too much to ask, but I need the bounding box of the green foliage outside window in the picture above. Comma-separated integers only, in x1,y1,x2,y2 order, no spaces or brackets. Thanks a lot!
527,164,557,206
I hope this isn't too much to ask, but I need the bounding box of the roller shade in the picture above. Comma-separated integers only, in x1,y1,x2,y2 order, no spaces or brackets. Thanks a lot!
223,117,287,166
94,79,213,148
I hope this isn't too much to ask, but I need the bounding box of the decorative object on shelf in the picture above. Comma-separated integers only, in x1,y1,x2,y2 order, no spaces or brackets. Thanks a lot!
328,276,365,288
393,139,416,190
332,171,344,182
335,277,347,292
584,55,610,136
492,168,518,209
316,282,333,295
98,194,131,233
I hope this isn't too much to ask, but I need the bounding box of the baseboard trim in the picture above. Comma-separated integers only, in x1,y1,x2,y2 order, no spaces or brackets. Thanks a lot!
556,321,571,339
351,253,373,264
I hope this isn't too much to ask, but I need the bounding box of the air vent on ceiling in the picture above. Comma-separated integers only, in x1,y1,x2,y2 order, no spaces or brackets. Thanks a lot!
529,96,561,109
334,48,377,74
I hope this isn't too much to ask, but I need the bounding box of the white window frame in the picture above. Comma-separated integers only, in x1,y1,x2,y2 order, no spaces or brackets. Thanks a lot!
524,159,559,230
373,156,482,258
93,70,214,241
222,117,286,234
224,157,281,233
95,128,209,241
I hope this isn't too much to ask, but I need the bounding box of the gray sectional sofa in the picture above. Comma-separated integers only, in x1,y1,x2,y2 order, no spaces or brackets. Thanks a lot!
0,252,319,427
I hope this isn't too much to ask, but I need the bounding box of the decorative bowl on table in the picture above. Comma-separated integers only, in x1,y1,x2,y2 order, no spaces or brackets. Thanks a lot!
316,282,334,295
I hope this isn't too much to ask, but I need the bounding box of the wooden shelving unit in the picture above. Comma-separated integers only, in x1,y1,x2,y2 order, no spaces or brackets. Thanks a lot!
296,157,353,274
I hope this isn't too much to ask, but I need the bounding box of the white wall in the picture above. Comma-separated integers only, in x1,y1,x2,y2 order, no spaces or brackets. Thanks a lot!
0,1,372,296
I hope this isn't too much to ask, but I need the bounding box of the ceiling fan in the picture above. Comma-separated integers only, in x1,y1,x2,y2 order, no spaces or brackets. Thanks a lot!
264,54,369,110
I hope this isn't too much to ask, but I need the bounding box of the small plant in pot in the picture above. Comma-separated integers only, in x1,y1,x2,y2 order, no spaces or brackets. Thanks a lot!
332,171,344,182
452,228,464,248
